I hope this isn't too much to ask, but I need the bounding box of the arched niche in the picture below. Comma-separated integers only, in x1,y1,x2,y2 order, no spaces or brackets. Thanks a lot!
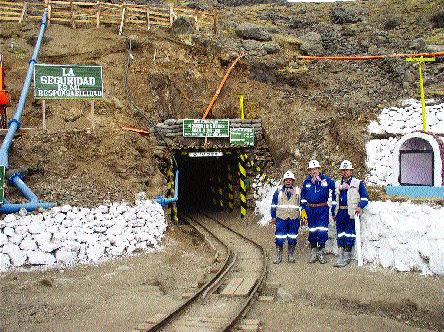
392,132,442,187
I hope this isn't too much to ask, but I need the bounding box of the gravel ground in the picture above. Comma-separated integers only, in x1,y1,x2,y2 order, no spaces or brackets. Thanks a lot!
0,225,214,332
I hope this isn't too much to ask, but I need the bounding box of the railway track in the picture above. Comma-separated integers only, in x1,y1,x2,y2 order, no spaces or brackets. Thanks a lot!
135,213,267,332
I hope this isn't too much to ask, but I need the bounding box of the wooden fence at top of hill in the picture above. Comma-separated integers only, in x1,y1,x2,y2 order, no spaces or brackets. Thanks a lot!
0,0,213,33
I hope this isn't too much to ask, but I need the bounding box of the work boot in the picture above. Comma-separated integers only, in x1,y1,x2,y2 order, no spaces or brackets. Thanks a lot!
318,248,327,264
288,244,296,263
308,247,318,263
333,247,345,267
343,250,352,266
273,245,283,264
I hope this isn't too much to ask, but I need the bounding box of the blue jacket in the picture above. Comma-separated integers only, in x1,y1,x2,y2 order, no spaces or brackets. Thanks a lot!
270,186,297,219
300,174,336,207
333,177,369,216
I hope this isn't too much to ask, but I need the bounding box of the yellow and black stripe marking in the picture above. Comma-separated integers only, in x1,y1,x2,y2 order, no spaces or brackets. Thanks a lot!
227,162,234,211
217,174,225,210
239,153,247,218
167,165,178,224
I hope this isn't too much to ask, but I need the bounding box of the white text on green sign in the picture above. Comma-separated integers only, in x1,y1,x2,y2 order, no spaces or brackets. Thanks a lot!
34,64,103,100
183,119,230,138
230,128,254,146
189,151,224,157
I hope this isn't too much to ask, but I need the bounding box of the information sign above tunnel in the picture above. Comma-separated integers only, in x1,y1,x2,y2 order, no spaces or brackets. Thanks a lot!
34,64,103,100
230,128,254,146
183,119,229,138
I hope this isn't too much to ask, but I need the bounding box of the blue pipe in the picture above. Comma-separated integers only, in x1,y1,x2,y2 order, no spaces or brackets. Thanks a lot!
155,169,179,207
9,174,39,202
0,10,48,167
0,10,55,214
0,201,55,214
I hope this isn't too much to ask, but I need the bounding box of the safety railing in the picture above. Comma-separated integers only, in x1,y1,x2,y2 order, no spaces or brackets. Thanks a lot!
0,0,213,32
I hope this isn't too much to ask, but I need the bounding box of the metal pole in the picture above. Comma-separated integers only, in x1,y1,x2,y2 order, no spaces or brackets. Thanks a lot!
418,61,427,132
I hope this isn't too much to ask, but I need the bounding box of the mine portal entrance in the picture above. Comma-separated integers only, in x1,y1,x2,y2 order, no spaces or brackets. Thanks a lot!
175,150,239,213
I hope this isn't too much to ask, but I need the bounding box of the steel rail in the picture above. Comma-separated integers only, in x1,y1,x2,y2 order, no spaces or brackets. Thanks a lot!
145,213,233,332
145,212,267,332
202,213,268,331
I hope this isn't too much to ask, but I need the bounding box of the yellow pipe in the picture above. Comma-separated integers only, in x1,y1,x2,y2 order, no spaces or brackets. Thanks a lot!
418,61,427,132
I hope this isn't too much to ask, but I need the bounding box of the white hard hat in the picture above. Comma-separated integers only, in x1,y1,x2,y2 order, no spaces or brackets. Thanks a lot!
283,170,296,181
340,160,354,170
308,159,321,169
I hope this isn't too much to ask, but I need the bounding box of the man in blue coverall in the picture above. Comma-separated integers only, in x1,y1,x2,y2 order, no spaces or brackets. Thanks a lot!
271,170,301,264
301,160,336,264
332,160,369,267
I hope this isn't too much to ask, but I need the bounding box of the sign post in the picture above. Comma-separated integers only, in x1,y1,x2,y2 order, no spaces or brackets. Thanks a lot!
34,64,103,130
406,56,436,132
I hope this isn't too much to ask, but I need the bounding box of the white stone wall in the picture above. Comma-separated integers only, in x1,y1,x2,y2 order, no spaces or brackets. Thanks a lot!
368,99,444,135
327,201,444,275
366,99,444,186
0,198,166,272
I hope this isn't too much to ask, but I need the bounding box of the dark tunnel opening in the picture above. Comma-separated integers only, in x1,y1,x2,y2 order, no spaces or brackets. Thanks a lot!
175,151,239,214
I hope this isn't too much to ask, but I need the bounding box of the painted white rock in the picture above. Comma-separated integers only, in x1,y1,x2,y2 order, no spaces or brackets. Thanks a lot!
0,253,11,271
87,245,105,262
3,214,17,224
55,250,77,265
3,227,15,237
0,233,9,246
3,244,27,267
27,222,44,234
20,238,38,251
27,251,56,265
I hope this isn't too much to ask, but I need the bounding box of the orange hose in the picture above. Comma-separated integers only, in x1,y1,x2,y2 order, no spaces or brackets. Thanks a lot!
122,126,150,135
202,52,245,119
297,51,444,61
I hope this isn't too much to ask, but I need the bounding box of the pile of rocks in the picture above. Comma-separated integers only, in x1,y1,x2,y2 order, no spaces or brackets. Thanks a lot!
0,198,166,271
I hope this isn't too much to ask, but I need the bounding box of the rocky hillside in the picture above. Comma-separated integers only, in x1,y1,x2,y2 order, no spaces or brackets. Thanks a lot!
0,0,443,205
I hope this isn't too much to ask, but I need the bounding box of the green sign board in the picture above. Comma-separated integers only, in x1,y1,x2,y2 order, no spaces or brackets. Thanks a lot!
183,119,230,138
34,64,103,100
0,165,5,204
230,127,254,146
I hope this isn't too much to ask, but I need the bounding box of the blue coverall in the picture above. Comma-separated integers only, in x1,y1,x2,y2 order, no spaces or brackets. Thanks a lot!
271,186,300,246
301,174,336,247
332,177,369,247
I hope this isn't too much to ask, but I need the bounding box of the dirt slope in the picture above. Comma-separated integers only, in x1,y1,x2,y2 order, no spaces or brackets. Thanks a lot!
1,0,443,205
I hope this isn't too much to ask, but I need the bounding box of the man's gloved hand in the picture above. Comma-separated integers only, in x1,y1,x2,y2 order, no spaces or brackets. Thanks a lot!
271,218,276,225
301,209,308,226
